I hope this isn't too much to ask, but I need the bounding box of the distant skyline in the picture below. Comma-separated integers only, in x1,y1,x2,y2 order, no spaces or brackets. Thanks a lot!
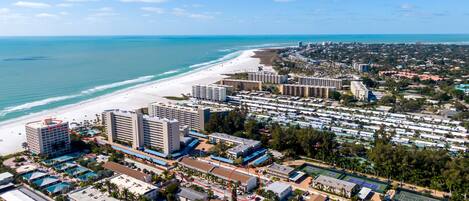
0,0,468,36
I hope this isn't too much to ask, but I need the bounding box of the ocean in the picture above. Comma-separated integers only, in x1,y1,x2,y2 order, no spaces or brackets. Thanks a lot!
1,34,469,122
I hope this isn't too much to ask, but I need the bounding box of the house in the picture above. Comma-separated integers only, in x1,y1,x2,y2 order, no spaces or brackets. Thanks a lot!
265,182,292,200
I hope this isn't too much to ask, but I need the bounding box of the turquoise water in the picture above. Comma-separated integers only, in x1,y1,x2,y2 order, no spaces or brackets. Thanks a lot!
1,35,469,122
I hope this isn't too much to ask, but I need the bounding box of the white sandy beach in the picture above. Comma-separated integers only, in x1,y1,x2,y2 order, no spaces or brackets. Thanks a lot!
0,49,262,156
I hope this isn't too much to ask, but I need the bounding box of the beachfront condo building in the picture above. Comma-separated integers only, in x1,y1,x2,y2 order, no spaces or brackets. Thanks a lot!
103,109,180,154
350,81,369,102
25,119,71,157
220,79,262,91
149,102,210,131
297,77,343,89
192,84,227,102
278,84,336,99
247,71,288,84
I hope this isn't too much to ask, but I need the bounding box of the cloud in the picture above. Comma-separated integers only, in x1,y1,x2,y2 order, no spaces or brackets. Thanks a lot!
188,13,213,19
59,11,69,15
93,7,113,12
141,7,164,14
171,8,186,16
56,3,74,7
65,0,99,2
170,8,214,20
36,13,58,18
0,8,10,14
120,0,168,3
273,0,295,2
13,1,51,8
400,3,414,10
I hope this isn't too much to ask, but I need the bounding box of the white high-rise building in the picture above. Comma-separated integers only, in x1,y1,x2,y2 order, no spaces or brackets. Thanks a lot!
148,103,210,131
192,84,227,102
103,109,180,154
248,72,288,84
25,119,71,156
298,76,343,89
350,81,369,102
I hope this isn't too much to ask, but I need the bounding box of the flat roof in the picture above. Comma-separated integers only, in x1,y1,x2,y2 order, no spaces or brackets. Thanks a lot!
68,186,119,201
15,165,38,175
109,174,157,196
1,189,36,201
103,162,150,182
26,119,68,129
314,175,356,192
0,172,13,181
210,133,261,154
267,163,295,175
358,187,372,200
265,182,291,195
177,187,208,201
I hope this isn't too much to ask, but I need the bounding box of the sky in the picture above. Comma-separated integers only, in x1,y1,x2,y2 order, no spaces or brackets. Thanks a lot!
0,0,468,36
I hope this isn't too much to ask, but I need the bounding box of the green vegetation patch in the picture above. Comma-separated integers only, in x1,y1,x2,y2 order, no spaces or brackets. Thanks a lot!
393,189,441,201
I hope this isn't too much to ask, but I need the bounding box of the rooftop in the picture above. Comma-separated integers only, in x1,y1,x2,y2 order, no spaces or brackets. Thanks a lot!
15,165,38,174
210,166,253,185
68,186,119,201
179,157,215,173
109,174,158,196
103,162,150,182
26,119,68,129
210,133,261,154
22,171,47,181
179,157,255,185
267,163,295,175
177,187,208,201
0,172,14,181
265,182,291,195
314,175,357,192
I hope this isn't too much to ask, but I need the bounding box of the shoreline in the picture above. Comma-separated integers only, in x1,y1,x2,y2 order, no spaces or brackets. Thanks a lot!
0,49,261,156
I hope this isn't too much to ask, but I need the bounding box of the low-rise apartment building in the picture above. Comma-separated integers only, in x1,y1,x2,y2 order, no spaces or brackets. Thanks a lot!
311,175,358,198
209,133,261,159
220,79,262,91
178,157,258,192
248,71,288,84
192,84,227,102
298,77,343,89
108,174,158,200
278,84,336,99
265,163,295,180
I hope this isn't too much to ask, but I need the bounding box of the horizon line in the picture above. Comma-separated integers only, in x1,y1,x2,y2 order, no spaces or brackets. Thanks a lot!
1,33,469,38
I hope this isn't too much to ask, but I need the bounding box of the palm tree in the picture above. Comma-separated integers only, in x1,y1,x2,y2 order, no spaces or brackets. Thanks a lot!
121,188,129,200
22,142,28,151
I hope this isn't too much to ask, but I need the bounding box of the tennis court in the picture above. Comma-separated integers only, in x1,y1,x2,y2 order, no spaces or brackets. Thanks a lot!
342,175,388,193
393,190,441,201
299,164,343,179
